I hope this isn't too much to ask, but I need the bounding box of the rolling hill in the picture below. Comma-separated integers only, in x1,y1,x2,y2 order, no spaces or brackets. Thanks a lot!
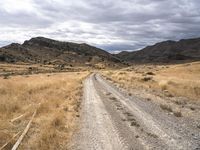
0,37,121,67
116,37,200,63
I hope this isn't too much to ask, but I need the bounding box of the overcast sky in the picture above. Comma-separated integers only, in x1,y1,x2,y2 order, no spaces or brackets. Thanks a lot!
0,0,200,52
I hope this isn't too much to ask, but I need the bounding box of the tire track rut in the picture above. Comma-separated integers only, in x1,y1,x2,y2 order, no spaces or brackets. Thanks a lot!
70,74,126,150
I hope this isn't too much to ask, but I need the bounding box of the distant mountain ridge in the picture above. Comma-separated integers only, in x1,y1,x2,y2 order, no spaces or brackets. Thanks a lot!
0,37,121,67
116,37,200,63
1,37,200,65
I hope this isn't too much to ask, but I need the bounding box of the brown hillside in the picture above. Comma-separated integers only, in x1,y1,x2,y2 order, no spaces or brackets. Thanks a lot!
0,37,121,67
116,37,200,63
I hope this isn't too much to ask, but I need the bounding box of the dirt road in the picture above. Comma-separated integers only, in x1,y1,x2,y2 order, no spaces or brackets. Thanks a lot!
70,73,200,150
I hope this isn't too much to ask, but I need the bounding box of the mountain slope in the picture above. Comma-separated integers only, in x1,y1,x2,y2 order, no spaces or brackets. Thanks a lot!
116,37,200,63
0,37,121,66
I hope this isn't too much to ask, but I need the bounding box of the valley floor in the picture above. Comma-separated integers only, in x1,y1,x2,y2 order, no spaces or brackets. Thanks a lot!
0,62,200,150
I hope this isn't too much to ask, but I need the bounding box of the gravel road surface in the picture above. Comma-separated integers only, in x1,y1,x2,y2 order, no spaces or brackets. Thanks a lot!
70,73,200,150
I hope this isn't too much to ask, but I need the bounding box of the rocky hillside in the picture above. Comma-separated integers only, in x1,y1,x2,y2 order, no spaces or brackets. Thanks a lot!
0,37,121,67
116,37,200,63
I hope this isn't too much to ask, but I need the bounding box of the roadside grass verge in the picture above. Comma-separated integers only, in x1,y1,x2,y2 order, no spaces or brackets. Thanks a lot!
102,62,200,101
0,71,89,150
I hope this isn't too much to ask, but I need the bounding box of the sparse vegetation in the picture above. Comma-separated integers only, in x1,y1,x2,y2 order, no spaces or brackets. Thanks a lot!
146,72,155,75
3,74,10,79
173,110,182,117
2,63,89,76
160,104,173,112
146,98,151,101
110,97,117,101
141,76,153,82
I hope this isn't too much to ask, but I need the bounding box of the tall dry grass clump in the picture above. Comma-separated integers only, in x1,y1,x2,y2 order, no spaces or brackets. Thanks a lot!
158,80,169,91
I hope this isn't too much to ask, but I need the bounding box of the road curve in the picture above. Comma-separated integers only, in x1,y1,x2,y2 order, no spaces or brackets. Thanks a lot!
70,73,200,150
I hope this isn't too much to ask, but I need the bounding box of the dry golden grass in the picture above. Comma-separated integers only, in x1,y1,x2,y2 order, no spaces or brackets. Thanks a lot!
0,63,89,76
155,62,200,99
0,71,89,150
102,61,200,101
0,63,53,74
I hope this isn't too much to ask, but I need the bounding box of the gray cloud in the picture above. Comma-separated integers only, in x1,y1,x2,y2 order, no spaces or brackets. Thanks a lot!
0,0,200,52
